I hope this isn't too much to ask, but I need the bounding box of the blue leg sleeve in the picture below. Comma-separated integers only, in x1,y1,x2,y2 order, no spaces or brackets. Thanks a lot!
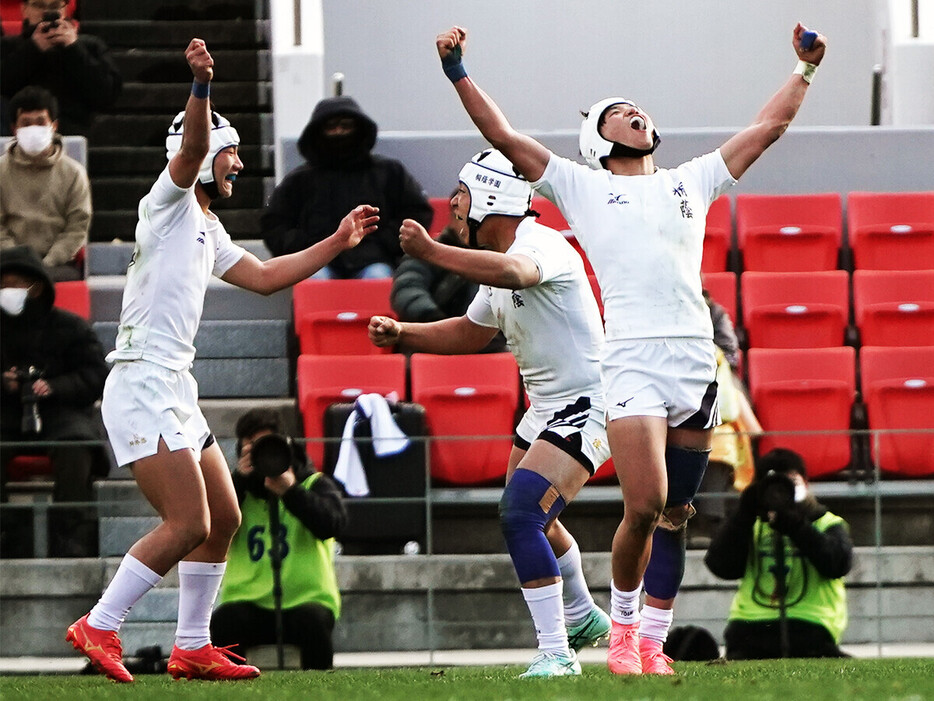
499,469,566,585
643,526,687,600
665,445,709,507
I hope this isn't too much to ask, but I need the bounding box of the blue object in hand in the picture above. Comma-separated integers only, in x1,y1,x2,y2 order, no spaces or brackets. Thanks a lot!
800,30,818,50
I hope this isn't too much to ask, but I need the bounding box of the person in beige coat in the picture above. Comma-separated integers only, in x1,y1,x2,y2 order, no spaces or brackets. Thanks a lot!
1,86,91,281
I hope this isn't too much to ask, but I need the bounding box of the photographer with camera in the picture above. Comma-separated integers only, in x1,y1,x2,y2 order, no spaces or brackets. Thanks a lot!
1,0,122,137
1,245,108,557
704,448,853,659
210,408,347,670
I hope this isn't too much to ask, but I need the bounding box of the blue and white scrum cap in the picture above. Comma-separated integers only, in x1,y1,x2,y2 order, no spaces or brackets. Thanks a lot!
165,110,240,186
457,149,532,227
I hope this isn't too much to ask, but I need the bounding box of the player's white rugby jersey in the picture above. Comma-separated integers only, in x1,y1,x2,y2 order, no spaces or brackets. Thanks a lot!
533,150,735,342
466,218,605,408
107,166,245,370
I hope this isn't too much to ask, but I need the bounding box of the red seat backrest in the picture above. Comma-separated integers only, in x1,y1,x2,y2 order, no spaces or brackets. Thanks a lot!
747,347,856,478
410,352,519,485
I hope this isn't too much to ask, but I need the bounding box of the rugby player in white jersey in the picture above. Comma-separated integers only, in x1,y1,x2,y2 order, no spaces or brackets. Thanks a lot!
65,39,379,683
369,149,611,677
434,23,826,674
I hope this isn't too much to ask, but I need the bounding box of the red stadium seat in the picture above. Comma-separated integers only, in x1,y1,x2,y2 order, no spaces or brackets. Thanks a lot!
6,455,53,481
853,270,934,347
735,193,842,272
428,197,452,236
702,271,737,323
531,197,569,231
54,280,90,319
860,346,934,477
747,347,857,479
847,191,934,270
702,195,732,273
296,354,407,467
410,353,519,485
293,278,394,355
741,271,849,349
588,457,618,484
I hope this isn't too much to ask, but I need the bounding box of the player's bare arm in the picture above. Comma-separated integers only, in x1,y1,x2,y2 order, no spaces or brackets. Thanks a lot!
720,23,826,180
437,26,550,182
368,314,497,355
399,219,539,290
168,38,214,189
222,205,379,294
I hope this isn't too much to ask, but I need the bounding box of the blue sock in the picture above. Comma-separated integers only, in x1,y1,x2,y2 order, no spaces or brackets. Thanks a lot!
643,527,686,600
499,469,566,584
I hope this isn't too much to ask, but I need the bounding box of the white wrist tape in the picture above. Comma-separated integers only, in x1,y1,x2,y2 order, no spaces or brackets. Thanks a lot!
793,60,818,84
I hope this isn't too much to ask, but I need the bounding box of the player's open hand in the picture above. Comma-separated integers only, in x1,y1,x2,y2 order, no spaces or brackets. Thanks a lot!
436,26,467,61
399,218,435,259
793,23,826,66
369,315,402,347
336,205,380,249
186,38,214,83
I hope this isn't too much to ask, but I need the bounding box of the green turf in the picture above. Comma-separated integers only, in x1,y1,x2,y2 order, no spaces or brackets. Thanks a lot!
2,659,933,700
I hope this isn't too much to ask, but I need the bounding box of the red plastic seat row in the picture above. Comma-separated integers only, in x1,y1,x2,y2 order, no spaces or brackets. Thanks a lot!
296,352,521,485
747,346,934,478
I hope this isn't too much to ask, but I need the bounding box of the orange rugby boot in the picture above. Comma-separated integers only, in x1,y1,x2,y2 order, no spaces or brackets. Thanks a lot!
607,621,642,675
65,614,134,683
167,643,260,681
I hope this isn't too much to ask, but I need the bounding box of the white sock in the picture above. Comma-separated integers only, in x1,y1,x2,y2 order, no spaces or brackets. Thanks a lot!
522,582,569,655
175,561,226,650
639,604,674,644
555,540,595,625
88,554,162,632
610,580,642,625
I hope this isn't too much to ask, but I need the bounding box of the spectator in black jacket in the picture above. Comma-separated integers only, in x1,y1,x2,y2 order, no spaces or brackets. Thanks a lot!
261,96,433,279
211,408,348,670
1,0,122,136
704,448,853,659
0,245,108,557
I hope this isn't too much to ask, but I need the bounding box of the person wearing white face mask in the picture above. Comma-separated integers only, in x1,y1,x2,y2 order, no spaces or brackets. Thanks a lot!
0,85,91,282
1,245,110,558
704,448,853,659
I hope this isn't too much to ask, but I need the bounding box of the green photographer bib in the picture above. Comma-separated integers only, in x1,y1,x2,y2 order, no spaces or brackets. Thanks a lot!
729,511,848,642
218,472,341,617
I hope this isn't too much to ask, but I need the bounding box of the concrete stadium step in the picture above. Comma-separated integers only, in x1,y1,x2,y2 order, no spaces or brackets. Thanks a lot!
89,145,273,176
80,20,270,49
87,239,271,275
113,82,271,113
109,49,270,84
80,0,261,22
90,208,263,242
93,319,288,358
89,275,292,322
88,112,269,147
89,174,271,210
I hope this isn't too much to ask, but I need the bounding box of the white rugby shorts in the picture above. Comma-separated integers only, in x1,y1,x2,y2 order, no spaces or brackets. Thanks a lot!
602,338,720,428
515,394,611,474
101,360,210,468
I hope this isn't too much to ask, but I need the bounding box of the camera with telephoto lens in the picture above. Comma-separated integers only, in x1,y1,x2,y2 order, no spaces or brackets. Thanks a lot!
40,10,61,31
249,433,295,478
756,469,796,522
16,366,43,434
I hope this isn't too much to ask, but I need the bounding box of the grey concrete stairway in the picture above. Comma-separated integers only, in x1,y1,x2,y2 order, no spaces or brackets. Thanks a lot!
78,0,272,242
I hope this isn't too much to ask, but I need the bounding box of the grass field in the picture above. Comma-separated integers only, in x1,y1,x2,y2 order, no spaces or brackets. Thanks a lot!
2,658,934,701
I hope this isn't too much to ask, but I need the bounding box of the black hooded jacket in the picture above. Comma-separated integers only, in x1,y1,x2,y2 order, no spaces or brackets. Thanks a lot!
0,246,108,442
260,97,433,278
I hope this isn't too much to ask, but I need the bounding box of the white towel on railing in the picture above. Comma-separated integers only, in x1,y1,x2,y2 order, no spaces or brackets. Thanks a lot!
334,392,409,497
